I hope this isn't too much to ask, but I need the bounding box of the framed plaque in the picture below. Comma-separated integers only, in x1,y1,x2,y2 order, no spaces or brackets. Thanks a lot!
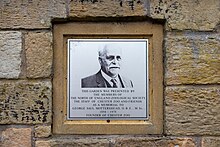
67,39,148,120
53,22,163,134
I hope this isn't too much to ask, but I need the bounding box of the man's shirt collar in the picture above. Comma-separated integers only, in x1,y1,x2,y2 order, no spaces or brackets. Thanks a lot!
101,70,121,87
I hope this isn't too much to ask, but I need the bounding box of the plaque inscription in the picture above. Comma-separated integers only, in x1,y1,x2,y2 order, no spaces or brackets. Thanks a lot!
67,39,148,120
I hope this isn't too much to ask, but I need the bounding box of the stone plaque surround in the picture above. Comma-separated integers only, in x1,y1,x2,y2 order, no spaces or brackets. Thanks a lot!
53,22,163,134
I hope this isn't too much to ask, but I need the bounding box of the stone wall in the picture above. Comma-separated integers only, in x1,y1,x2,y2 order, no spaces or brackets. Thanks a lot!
0,0,219,147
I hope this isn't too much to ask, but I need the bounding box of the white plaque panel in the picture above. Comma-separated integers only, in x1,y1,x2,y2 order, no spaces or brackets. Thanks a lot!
67,39,148,120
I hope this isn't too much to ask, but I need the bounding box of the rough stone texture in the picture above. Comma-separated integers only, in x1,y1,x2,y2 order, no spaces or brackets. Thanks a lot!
36,139,109,147
0,0,66,29
35,125,51,138
25,32,53,78
35,140,51,147
150,0,220,30
0,80,52,124
114,137,196,147
1,128,32,147
35,137,197,147
165,86,220,135
0,0,219,31
70,0,220,31
202,137,220,147
165,32,220,85
0,31,22,79
70,0,147,17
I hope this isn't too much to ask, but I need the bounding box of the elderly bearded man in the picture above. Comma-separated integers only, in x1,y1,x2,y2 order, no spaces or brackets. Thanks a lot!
81,44,133,88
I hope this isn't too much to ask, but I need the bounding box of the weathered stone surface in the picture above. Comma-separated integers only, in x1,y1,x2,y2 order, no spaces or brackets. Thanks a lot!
114,137,196,147
36,139,109,147
0,0,219,31
0,31,22,79
36,140,51,147
35,125,51,138
35,137,197,147
150,0,220,30
202,137,220,147
165,32,220,85
0,80,52,124
70,0,147,17
1,128,32,147
25,32,52,78
165,86,220,135
0,0,66,29
70,0,220,30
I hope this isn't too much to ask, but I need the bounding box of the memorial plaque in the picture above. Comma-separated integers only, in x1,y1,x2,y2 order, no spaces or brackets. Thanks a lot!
53,22,163,134
67,39,148,120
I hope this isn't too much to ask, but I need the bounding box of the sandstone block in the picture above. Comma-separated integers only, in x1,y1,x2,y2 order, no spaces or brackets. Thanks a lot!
150,0,220,30
1,128,32,147
25,32,52,78
0,80,52,124
0,0,66,29
114,137,196,147
35,140,51,147
165,86,220,135
70,0,147,17
202,137,220,147
0,31,22,79
35,125,51,138
44,139,109,147
165,32,220,85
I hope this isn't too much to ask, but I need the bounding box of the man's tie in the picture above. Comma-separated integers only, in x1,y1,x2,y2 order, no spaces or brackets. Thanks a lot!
111,79,118,88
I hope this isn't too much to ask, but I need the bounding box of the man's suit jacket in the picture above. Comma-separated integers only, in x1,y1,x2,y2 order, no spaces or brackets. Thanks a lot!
81,70,133,88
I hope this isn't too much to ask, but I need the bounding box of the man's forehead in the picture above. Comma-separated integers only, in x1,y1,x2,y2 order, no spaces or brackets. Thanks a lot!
105,49,121,55
104,44,122,55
